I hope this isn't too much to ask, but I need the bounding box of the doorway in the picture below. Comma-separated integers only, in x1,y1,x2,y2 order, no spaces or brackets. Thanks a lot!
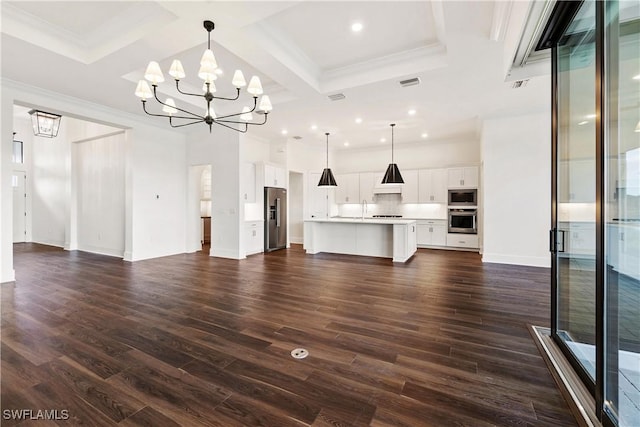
187,164,212,253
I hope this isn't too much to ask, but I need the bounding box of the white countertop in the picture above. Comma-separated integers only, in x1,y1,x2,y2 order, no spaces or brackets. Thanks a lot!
305,217,417,225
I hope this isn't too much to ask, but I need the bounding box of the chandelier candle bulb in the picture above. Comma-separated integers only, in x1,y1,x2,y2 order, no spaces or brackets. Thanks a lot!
169,60,186,79
162,98,177,115
144,61,164,84
198,61,218,82
259,95,273,112
135,80,153,99
200,49,218,68
232,70,247,87
207,106,216,119
247,76,263,95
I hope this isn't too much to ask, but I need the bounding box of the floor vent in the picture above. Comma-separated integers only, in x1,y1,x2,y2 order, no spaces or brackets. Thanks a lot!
399,77,421,87
291,348,309,359
328,93,346,101
511,79,530,89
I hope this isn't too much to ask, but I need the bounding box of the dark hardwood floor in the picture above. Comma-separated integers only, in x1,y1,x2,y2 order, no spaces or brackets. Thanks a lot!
1,243,577,426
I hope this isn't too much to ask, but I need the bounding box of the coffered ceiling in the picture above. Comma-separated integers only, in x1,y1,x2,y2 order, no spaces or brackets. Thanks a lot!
1,1,551,149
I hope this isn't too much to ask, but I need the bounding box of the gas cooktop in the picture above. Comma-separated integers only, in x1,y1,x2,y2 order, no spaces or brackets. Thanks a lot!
372,215,403,218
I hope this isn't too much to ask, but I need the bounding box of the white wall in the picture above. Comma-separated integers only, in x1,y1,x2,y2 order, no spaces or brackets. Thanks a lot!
289,171,304,243
481,112,551,267
187,126,243,259
31,122,70,247
333,137,480,173
1,80,189,282
128,127,187,261
75,132,126,257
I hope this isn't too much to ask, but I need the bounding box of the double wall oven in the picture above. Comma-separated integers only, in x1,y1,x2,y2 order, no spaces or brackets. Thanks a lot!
448,189,477,234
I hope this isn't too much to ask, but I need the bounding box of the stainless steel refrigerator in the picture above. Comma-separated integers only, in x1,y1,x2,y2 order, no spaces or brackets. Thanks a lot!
264,187,287,251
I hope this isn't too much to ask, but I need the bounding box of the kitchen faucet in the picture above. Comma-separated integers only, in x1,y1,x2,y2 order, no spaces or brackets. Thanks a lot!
361,199,368,219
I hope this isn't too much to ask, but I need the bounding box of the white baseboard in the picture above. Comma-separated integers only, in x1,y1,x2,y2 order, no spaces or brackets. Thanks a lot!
482,252,550,268
210,248,244,260
77,244,124,259
290,236,303,244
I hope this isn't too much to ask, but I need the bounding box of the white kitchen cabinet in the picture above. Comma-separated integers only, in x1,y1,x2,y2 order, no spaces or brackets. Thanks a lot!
359,172,376,204
416,220,447,247
401,170,419,203
265,164,287,188
558,159,595,203
245,220,264,255
448,166,479,189
242,162,256,203
446,233,479,249
335,173,360,203
418,168,447,203
558,221,595,257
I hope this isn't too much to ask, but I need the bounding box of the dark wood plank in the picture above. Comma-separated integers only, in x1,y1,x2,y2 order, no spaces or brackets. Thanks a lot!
2,243,579,426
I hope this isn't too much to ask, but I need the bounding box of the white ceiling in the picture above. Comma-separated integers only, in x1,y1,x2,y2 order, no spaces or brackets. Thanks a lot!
1,0,551,149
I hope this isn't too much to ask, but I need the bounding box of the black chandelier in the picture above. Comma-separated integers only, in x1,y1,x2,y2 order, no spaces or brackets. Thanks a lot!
134,20,272,133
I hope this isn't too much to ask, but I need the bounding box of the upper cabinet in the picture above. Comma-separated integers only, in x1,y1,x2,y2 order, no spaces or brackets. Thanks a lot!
335,173,360,204
448,166,479,189
401,170,419,203
418,168,447,203
264,164,286,188
359,172,376,204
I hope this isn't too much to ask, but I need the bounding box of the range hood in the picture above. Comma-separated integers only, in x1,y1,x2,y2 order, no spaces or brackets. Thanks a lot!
373,183,402,194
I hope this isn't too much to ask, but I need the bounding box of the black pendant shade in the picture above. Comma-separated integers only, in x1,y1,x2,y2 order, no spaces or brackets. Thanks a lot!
318,132,337,187
382,163,404,184
381,123,404,184
318,168,337,186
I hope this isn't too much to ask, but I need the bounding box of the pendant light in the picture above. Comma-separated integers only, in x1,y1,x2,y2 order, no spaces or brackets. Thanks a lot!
382,123,404,184
318,132,337,187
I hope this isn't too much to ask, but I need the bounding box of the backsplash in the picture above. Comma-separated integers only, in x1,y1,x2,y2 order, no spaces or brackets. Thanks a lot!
337,194,447,219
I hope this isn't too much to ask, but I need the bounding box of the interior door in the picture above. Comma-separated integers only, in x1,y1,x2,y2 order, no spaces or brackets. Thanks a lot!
551,0,597,388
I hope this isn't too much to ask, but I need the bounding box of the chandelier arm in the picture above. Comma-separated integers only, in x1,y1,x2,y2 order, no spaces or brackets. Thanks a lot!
168,118,205,128
152,85,202,119
216,112,268,126
174,80,207,98
215,97,258,120
142,101,204,120
212,88,241,101
213,120,249,133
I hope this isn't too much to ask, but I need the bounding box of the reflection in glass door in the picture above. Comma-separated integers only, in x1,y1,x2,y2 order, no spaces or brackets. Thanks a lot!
604,1,640,425
554,0,597,386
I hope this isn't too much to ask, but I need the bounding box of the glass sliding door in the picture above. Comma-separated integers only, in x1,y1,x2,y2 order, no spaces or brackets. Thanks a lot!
547,0,640,425
553,0,598,386
604,1,640,425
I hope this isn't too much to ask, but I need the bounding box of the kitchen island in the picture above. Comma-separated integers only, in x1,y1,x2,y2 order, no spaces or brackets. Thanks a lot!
303,218,417,263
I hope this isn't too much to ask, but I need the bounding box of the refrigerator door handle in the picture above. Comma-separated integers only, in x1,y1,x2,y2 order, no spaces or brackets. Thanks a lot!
275,198,281,227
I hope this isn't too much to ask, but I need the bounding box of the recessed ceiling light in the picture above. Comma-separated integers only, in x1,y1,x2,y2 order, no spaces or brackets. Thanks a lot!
355,117,362,124
281,129,288,135
633,74,640,80
578,120,589,126
344,142,349,147
585,114,597,119
421,133,428,138
351,22,363,33
380,137,386,143
408,109,417,116
310,124,317,130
